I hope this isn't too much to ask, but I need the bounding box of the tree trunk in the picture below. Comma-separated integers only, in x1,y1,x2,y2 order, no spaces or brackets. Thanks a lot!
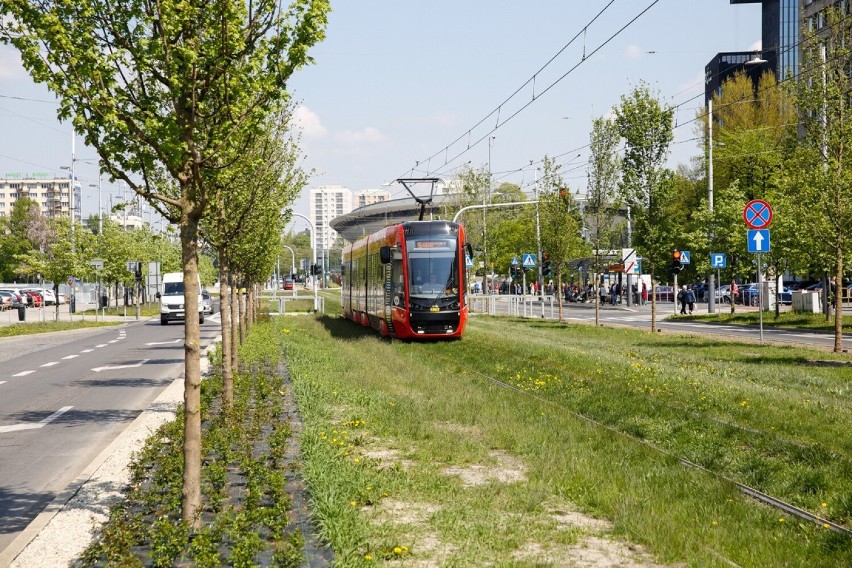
180,216,203,528
835,251,844,353
650,259,657,331
239,283,247,344
230,276,239,371
219,257,233,410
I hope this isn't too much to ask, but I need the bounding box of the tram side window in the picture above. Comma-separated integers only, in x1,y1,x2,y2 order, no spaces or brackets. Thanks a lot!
392,251,403,295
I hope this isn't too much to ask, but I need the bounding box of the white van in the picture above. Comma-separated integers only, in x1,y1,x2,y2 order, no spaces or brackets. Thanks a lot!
157,272,204,325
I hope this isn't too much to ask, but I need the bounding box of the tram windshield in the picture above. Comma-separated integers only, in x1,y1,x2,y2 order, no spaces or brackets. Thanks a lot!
407,236,459,298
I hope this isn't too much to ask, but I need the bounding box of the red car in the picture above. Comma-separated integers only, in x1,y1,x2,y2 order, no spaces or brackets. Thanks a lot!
283,277,294,290
21,290,43,307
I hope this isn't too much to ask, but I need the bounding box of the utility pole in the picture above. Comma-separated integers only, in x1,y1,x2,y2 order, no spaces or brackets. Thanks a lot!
708,99,716,314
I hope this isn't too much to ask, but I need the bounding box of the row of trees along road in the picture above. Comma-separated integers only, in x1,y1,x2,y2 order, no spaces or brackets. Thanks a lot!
0,197,216,316
1,0,331,525
443,8,850,353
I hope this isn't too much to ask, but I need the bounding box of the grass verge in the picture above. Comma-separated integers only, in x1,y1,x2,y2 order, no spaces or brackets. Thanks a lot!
0,320,120,338
681,309,851,332
284,310,851,566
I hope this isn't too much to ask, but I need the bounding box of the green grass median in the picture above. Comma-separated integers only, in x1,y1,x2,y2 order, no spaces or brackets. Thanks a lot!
285,312,851,566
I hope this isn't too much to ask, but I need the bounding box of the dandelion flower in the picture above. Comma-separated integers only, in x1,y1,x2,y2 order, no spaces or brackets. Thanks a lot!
393,546,402,555
350,500,357,507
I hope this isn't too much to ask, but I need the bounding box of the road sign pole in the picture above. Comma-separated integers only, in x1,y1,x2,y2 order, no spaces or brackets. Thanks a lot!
758,252,764,345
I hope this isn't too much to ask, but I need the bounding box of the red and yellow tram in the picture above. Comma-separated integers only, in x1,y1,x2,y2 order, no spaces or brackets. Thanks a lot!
341,221,471,339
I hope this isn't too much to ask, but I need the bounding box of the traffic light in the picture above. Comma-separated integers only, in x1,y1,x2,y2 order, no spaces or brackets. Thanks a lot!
542,253,552,276
670,250,683,274
310,264,322,276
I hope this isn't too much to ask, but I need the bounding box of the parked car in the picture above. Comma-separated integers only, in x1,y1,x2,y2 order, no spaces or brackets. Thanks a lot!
57,293,69,305
778,287,792,305
201,290,213,314
0,290,16,310
21,289,43,307
0,289,26,308
654,285,675,302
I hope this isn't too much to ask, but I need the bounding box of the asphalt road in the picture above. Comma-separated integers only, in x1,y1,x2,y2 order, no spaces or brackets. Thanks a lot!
0,313,221,555
477,296,851,352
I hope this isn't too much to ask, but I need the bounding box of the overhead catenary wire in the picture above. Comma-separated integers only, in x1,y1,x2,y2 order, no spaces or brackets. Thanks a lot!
395,0,662,185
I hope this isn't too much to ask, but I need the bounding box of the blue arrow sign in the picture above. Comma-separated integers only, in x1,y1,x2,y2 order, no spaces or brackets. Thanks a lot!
679,250,691,265
522,253,536,268
747,229,770,253
710,253,727,269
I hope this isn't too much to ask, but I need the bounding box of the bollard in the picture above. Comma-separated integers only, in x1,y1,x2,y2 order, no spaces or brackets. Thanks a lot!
18,305,26,322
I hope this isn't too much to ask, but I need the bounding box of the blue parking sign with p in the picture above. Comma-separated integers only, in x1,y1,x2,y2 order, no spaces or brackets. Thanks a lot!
710,253,727,269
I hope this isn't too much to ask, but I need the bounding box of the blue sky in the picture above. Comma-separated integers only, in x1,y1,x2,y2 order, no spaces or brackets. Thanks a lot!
0,1,763,231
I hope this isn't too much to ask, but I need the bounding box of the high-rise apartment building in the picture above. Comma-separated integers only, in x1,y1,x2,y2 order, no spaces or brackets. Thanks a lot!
0,174,81,221
353,188,390,209
309,185,352,254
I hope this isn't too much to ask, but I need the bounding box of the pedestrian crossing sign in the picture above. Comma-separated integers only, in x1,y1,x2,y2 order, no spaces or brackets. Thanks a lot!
522,253,536,268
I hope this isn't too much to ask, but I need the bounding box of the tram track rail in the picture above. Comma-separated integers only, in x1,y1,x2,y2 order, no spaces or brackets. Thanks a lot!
429,351,852,538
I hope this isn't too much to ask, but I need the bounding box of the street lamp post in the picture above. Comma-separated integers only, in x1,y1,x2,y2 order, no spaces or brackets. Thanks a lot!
533,166,544,317
60,135,77,314
282,245,296,298
290,212,318,311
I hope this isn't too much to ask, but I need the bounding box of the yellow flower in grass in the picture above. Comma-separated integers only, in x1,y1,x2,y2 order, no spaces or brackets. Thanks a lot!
350,500,357,507
364,554,373,561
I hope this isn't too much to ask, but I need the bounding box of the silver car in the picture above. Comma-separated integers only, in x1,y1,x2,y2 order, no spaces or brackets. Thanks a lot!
201,290,213,314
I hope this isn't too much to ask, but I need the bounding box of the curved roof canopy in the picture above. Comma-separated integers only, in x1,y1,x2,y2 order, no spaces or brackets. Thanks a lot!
330,194,456,243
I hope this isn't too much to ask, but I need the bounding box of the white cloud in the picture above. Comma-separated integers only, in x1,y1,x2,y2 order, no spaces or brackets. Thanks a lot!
334,127,387,144
750,40,763,52
292,105,327,138
625,44,643,60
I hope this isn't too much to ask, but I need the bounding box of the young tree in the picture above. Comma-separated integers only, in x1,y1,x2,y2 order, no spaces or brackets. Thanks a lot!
0,0,330,524
586,116,623,326
537,156,588,320
614,83,675,331
788,7,852,352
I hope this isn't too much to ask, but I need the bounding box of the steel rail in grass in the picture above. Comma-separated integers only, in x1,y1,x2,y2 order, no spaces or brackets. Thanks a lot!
430,352,852,538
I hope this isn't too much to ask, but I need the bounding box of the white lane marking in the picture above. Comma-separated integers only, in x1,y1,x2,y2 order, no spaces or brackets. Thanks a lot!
40,362,59,367
0,406,73,434
108,340,119,343
92,359,150,373
13,371,36,377
62,354,79,360
95,343,108,348
80,349,94,353
145,339,182,346
0,381,6,386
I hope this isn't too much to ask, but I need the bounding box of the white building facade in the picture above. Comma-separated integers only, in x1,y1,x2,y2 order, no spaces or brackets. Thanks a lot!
309,185,352,255
0,174,81,221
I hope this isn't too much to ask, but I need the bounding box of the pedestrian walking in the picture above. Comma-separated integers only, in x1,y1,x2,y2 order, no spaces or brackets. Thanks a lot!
686,286,696,314
641,281,648,305
678,285,688,315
